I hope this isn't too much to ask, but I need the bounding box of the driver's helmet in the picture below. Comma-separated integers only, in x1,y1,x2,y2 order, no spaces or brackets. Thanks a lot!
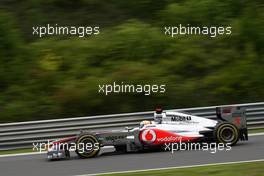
154,107,163,123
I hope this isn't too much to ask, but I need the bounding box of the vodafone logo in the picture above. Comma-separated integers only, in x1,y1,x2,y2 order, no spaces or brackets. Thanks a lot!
141,129,156,143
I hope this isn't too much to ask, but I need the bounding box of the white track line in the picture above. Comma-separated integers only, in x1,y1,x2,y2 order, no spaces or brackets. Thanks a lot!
0,132,263,158
76,159,264,176
249,132,264,136
0,152,42,158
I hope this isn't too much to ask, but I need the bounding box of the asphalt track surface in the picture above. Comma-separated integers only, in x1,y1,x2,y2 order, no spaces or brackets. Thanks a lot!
1,135,264,176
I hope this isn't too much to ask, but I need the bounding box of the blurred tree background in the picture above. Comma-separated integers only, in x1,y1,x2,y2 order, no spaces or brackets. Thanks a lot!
0,0,263,122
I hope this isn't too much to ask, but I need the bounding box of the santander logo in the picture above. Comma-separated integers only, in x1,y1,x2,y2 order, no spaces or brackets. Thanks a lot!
141,129,156,143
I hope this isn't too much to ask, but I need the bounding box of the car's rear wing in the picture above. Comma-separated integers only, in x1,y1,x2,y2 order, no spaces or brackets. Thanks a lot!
216,106,248,140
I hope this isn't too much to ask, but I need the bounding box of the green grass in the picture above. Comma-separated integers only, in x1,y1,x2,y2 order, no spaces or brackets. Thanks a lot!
103,161,264,176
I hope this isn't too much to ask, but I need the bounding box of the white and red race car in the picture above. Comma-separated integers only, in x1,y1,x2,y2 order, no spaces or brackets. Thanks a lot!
47,106,248,160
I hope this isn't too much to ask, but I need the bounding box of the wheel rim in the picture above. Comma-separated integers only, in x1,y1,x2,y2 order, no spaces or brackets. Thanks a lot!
79,138,95,154
220,127,235,142
76,135,100,158
78,138,95,155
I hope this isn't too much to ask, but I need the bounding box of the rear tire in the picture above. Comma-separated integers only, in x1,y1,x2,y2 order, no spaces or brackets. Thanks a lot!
75,134,100,158
214,122,239,146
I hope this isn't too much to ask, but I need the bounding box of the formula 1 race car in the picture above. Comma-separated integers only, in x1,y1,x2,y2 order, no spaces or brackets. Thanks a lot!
47,106,248,160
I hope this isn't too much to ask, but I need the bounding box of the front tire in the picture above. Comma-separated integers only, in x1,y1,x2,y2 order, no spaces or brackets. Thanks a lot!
75,134,100,158
214,122,239,146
